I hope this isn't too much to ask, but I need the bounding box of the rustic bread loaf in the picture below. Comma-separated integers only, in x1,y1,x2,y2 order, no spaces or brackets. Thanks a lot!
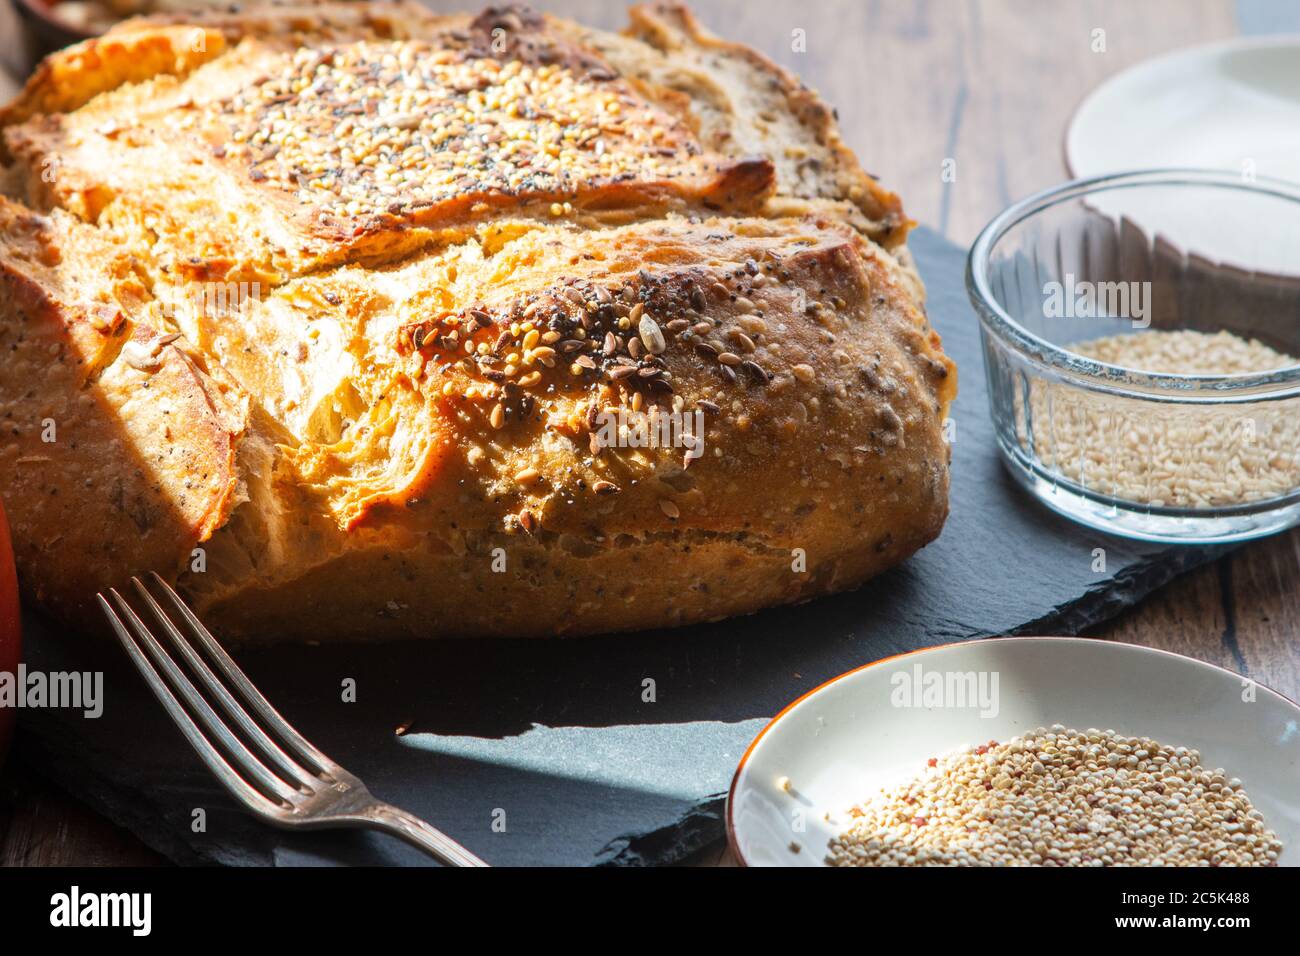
0,2,955,641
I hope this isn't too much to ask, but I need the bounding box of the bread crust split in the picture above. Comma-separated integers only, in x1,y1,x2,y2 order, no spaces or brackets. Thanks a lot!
0,2,955,641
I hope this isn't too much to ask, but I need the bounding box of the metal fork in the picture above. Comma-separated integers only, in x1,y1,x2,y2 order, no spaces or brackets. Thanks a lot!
97,572,488,867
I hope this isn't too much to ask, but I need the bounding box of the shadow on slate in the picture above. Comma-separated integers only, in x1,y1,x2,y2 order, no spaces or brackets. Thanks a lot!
17,228,1225,866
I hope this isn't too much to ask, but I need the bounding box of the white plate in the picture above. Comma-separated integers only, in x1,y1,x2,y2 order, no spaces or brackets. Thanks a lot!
1065,36,1300,275
726,637,1300,867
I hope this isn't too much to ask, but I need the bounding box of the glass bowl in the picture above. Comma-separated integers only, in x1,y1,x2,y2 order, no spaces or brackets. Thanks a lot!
967,170,1300,543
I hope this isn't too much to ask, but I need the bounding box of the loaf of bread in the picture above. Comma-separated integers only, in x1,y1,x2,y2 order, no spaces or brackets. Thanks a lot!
0,2,955,641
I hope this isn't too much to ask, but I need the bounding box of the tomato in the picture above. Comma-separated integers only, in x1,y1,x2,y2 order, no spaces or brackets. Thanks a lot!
0,497,20,764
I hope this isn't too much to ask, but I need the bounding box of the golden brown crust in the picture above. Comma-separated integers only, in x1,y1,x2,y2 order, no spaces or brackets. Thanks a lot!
611,2,910,246
0,198,249,624
0,26,228,148
3,6,778,281
0,2,955,641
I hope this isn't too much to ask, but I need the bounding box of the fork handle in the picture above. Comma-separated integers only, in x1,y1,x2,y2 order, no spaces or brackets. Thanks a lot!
360,803,490,867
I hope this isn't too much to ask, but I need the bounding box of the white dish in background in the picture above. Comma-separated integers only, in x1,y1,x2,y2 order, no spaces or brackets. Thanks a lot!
726,637,1300,867
1065,36,1300,275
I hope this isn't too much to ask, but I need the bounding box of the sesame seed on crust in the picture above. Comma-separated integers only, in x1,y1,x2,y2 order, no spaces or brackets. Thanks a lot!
215,26,769,239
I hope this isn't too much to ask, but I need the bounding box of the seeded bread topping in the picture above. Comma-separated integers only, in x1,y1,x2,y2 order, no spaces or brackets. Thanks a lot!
4,5,776,279
221,33,714,221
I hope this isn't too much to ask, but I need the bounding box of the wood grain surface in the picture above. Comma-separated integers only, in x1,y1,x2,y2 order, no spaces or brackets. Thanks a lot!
0,0,1295,868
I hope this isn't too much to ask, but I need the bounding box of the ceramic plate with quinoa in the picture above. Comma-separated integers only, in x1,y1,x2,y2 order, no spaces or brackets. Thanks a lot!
727,638,1300,867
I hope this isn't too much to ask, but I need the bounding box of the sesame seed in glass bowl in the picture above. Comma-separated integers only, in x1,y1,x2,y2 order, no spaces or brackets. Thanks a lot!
967,170,1300,544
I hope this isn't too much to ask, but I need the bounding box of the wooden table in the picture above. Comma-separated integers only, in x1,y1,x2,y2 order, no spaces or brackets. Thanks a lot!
1,0,1296,867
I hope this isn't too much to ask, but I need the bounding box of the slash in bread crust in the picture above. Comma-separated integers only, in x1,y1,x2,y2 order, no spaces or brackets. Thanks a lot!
0,3,954,641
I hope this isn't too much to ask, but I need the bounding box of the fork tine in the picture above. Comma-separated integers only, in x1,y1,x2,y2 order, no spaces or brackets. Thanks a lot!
147,572,335,775
98,594,287,818
104,588,304,808
130,577,320,792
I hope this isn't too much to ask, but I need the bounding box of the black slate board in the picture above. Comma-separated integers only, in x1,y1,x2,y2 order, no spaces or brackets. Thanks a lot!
16,228,1223,866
